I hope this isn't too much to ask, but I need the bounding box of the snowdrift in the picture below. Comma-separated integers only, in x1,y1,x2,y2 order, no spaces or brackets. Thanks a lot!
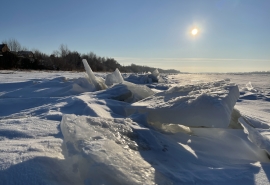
126,80,240,128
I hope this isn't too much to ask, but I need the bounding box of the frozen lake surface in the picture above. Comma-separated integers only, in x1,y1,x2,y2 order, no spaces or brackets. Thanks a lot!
0,70,270,185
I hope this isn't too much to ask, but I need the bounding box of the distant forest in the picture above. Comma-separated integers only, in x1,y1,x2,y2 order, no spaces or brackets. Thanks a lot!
0,39,180,73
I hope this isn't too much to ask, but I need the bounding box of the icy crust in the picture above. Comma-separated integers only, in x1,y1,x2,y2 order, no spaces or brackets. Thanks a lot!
126,80,240,128
60,114,164,185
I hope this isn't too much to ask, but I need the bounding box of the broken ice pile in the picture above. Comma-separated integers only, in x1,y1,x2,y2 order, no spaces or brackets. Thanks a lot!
97,68,155,103
125,69,164,84
126,80,240,128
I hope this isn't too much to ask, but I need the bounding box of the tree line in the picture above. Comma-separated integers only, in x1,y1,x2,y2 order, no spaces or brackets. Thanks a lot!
0,39,180,73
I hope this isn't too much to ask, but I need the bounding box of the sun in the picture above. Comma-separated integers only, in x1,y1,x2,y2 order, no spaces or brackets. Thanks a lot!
191,28,198,35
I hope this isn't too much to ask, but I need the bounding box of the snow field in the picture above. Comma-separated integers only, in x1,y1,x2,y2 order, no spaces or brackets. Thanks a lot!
0,67,270,184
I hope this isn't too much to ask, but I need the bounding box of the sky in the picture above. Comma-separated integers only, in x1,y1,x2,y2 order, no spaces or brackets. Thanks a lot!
1,0,270,73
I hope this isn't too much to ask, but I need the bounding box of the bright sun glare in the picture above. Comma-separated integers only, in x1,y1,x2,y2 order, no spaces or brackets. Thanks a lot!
191,28,198,35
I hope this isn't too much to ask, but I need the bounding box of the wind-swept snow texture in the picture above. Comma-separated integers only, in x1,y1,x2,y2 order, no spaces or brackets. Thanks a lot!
1,71,270,184
239,117,270,156
126,80,240,128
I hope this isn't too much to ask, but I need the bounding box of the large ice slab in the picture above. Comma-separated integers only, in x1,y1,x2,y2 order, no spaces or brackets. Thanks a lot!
105,68,124,86
82,59,107,90
60,114,163,184
60,114,269,184
126,80,240,128
148,68,160,83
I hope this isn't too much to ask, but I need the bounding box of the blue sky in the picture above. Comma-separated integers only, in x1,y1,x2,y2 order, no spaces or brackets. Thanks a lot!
1,0,270,72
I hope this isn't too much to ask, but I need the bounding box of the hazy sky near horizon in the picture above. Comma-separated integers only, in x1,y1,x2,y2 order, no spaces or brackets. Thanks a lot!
1,0,270,72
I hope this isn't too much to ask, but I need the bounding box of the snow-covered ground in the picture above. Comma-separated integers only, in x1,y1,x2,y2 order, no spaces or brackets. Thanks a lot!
0,70,270,185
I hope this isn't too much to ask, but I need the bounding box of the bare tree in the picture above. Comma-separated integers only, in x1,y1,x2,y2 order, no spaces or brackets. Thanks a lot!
59,44,69,58
2,38,22,52
21,46,29,51
52,50,60,57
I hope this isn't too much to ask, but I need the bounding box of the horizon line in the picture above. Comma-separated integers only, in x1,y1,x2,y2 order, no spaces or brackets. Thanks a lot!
113,57,270,62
